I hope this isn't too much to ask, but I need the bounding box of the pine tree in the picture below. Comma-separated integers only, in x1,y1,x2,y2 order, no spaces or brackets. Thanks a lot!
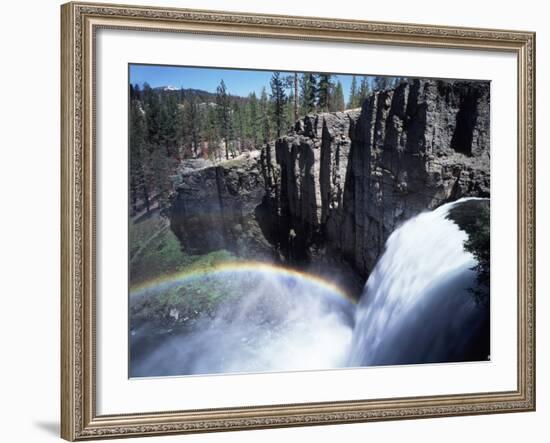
142,82,161,147
300,73,317,115
259,87,272,144
184,97,201,157
232,100,246,152
270,72,287,138
293,73,299,121
159,92,180,158
247,92,260,147
130,84,182,212
148,142,174,210
358,76,371,106
285,90,296,129
202,104,219,159
332,81,345,112
215,79,232,159
129,98,148,214
349,76,358,108
133,84,141,101
317,74,333,112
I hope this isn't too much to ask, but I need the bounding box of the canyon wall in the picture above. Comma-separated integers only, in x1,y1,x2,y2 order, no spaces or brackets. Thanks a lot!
331,79,490,275
170,79,490,281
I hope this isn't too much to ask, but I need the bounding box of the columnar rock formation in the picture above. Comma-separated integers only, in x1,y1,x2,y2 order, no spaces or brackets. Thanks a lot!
170,79,490,282
335,79,490,275
263,111,359,264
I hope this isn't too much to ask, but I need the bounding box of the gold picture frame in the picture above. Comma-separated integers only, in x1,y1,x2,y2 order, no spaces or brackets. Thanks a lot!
61,1,536,440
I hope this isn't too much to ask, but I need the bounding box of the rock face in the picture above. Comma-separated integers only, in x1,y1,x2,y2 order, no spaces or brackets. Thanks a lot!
170,151,275,259
338,79,490,276
170,78,490,281
261,111,359,262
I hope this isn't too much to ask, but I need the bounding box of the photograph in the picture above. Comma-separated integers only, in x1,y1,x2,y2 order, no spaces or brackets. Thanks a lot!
128,65,491,378
55,1,536,440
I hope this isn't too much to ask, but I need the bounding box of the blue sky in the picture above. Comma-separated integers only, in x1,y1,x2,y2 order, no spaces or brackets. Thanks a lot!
129,64,370,101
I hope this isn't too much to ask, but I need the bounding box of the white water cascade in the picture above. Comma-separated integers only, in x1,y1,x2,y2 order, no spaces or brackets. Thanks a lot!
348,198,490,367
130,198,489,377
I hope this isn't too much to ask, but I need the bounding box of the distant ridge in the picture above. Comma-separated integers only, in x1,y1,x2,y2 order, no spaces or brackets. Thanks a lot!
150,85,249,103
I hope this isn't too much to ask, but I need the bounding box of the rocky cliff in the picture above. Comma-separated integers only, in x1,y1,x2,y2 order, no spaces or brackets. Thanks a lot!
332,79,490,276
170,78,490,285
170,152,277,259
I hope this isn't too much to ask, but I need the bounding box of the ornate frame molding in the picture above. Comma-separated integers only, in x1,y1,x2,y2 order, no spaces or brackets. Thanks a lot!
61,2,535,440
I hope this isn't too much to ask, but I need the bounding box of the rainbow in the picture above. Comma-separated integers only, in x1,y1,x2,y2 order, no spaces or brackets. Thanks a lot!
130,261,354,305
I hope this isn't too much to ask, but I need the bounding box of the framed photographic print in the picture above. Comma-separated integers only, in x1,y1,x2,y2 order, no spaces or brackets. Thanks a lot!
61,1,536,440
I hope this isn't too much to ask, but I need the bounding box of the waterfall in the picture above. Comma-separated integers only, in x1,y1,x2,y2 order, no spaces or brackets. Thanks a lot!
347,198,490,367
130,198,489,377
